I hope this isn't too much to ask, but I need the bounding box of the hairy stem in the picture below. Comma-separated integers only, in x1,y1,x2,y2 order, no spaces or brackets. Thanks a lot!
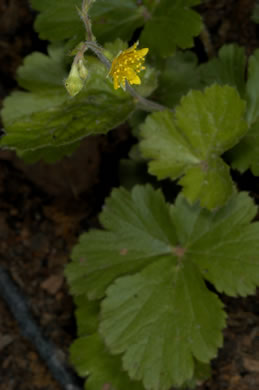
80,0,95,41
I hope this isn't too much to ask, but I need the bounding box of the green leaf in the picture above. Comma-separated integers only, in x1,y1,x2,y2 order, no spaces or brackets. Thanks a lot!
155,51,202,108
141,0,202,57
30,0,84,42
89,0,145,43
70,334,143,390
245,50,259,125
104,38,128,60
228,120,259,175
1,45,135,156
100,258,225,390
65,185,177,299
74,295,99,336
17,141,80,164
200,44,246,97
16,44,67,91
134,65,159,98
66,184,259,390
179,157,234,208
30,0,144,44
228,50,259,172
140,85,247,209
172,192,259,297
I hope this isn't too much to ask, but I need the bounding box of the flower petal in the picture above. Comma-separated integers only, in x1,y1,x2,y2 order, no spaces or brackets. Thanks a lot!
138,48,149,57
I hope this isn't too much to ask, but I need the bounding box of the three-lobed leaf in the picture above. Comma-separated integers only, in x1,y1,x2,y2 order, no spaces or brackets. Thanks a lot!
140,85,248,209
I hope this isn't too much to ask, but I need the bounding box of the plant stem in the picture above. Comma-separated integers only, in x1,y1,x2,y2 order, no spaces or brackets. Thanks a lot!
81,0,95,42
126,83,168,112
86,41,111,68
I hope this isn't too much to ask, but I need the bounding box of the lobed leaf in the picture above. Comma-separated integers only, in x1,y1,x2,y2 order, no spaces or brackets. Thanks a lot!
100,258,225,390
140,85,247,209
30,0,83,42
66,184,259,390
172,192,259,296
155,51,202,108
65,185,177,299
200,44,246,97
141,0,202,57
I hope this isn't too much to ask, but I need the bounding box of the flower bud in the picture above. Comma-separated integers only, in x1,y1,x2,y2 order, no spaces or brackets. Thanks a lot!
78,59,88,81
65,62,84,97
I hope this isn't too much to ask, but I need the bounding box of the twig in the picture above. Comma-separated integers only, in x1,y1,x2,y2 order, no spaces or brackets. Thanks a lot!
0,265,82,390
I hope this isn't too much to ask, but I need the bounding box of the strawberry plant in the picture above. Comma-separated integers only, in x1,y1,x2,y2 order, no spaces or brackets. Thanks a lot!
2,1,259,389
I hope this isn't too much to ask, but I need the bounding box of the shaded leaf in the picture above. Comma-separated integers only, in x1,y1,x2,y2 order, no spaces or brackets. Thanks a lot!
30,0,145,44
155,51,202,108
89,0,145,43
228,120,259,175
245,50,259,125
141,0,202,57
74,295,99,336
17,141,80,164
200,44,246,97
70,334,143,390
251,1,259,23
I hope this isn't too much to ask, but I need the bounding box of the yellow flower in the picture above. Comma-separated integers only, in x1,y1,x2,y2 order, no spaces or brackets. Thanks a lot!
108,42,149,90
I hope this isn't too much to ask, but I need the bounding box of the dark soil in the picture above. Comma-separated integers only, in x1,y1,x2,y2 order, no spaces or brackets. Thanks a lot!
0,1,259,390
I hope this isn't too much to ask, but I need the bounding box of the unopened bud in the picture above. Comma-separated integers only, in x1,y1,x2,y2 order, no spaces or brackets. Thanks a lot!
65,62,85,97
78,59,88,81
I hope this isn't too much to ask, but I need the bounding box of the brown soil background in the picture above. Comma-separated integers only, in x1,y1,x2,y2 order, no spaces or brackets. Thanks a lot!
0,1,259,389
